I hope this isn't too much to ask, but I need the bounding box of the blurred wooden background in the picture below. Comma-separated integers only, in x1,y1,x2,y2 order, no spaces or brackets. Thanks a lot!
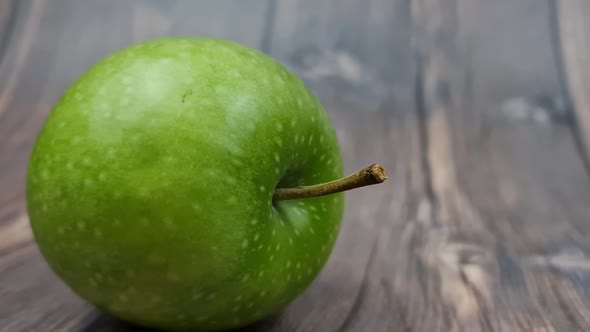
2,0,590,331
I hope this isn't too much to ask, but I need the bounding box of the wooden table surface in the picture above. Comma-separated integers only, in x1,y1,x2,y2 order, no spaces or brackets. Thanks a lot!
2,0,590,331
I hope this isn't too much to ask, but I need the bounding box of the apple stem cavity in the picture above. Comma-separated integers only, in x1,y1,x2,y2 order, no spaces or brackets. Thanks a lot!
273,164,388,202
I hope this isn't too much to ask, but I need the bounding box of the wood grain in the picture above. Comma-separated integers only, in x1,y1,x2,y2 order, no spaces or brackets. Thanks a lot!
2,0,590,331
555,0,590,170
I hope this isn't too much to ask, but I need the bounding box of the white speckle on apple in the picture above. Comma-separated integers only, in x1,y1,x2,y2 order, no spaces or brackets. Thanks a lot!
294,229,300,236
276,243,281,251
310,227,316,234
232,306,241,312
287,260,291,268
94,229,103,238
229,69,241,78
151,295,161,303
274,136,283,147
287,274,291,281
274,167,280,175
89,278,98,287
259,270,264,278
70,136,81,145
120,98,130,106
313,215,321,221
298,274,302,280
98,172,107,182
196,316,207,322
257,244,263,250
164,217,175,228
226,176,237,185
327,159,333,165
119,294,128,303
274,153,280,163
289,238,293,245
58,121,66,128
241,239,248,248
126,269,135,277
41,204,48,212
320,155,326,161
254,233,260,241
247,302,254,308
259,185,265,192
77,222,86,231
272,229,276,236
242,274,250,282
308,136,314,144
311,116,316,124
275,122,283,132
251,219,258,225
57,227,64,234
106,149,116,159
192,293,202,300
148,254,166,265
260,290,267,297
140,217,149,226
113,219,121,226
297,99,302,107
206,293,216,300
290,118,296,128
66,162,74,170
270,255,274,261
192,203,201,212
215,86,227,95
294,134,299,143
167,272,180,282
234,295,242,302
176,314,186,320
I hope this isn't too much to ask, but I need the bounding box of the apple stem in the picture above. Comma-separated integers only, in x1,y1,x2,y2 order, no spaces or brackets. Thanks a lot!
273,164,388,201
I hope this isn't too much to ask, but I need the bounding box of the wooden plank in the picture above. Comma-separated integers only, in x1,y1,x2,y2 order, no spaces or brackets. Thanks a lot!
269,0,413,114
387,0,590,330
555,0,590,170
0,0,18,64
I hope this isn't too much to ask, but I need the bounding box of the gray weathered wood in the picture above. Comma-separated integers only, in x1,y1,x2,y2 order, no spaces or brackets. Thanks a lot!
555,0,590,171
2,0,590,331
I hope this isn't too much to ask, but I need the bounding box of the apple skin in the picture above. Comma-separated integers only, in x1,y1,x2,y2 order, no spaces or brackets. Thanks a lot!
26,38,344,331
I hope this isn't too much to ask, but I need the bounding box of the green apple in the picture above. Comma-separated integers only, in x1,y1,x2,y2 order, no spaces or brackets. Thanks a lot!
26,38,384,331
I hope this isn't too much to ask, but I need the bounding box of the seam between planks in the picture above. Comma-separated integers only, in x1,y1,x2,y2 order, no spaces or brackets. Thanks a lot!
548,0,590,179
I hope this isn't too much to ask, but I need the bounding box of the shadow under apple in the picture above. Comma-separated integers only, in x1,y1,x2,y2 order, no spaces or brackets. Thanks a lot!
78,312,281,332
